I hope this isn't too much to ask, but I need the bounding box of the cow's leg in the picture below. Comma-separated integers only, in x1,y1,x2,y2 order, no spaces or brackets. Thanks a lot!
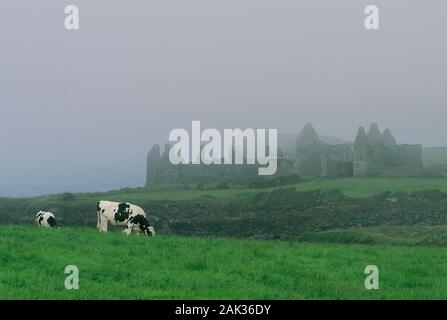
99,216,108,232
124,224,132,236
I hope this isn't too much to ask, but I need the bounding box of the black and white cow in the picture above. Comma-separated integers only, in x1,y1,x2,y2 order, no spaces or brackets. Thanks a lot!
96,200,155,236
36,211,57,228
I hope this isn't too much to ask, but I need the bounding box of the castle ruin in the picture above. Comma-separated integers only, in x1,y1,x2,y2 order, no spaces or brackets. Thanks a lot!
146,123,423,185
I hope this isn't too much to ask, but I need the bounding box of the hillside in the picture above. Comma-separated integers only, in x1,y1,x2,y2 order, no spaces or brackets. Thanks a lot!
1,226,447,299
2,177,447,241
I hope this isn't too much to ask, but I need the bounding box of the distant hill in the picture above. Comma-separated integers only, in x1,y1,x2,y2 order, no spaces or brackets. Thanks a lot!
278,134,352,155
423,147,447,166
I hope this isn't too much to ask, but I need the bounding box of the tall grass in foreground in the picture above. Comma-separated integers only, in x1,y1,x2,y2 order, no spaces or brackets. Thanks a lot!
0,226,446,299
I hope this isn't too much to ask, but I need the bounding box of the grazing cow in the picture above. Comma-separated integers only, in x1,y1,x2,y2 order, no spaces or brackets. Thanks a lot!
96,200,155,236
36,211,57,228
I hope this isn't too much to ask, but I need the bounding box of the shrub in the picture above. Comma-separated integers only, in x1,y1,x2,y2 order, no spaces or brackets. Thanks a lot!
61,192,76,201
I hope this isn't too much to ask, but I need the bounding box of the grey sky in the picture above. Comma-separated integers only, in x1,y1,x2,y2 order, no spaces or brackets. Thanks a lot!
0,1,446,196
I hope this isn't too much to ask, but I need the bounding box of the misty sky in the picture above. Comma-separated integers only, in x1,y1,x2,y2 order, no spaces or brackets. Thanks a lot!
1,1,446,196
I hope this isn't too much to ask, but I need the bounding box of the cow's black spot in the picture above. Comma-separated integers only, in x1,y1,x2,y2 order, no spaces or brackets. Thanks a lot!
47,216,57,227
114,202,130,222
101,209,105,213
38,216,44,225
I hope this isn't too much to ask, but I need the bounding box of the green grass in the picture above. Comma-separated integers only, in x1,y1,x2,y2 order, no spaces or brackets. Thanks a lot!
1,226,446,299
298,225,447,247
97,176,447,199
292,177,447,198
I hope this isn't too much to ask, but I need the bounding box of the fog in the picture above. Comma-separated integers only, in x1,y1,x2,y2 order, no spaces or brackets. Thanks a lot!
0,0,446,196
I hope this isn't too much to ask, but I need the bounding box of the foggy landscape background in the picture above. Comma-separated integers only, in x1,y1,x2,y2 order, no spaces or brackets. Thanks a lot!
0,0,446,196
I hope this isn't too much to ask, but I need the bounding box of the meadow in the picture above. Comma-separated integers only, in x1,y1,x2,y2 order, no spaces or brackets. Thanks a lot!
1,225,447,300
2,177,447,299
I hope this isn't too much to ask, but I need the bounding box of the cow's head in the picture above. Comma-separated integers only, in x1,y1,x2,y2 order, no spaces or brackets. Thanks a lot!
144,226,155,237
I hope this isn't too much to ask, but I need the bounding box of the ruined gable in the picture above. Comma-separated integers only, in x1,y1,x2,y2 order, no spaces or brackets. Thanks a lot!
382,128,397,146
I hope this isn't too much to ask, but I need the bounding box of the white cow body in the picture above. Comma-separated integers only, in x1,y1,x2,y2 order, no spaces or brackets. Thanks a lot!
36,211,57,228
96,200,155,236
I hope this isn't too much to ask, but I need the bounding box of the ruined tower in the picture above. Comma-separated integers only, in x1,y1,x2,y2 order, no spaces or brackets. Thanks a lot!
367,123,383,145
382,128,397,146
353,126,369,176
295,123,323,177
146,144,162,186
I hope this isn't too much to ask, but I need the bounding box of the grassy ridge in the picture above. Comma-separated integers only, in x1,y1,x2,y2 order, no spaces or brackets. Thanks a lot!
293,177,447,197
3,177,447,240
2,177,447,219
3,177,447,203
1,226,447,299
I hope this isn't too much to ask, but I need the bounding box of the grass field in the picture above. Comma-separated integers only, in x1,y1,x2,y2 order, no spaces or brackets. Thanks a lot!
298,225,447,247
2,177,447,299
293,177,447,198
1,225,447,299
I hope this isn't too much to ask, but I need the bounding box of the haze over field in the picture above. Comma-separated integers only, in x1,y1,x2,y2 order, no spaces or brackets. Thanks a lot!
1,1,446,196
